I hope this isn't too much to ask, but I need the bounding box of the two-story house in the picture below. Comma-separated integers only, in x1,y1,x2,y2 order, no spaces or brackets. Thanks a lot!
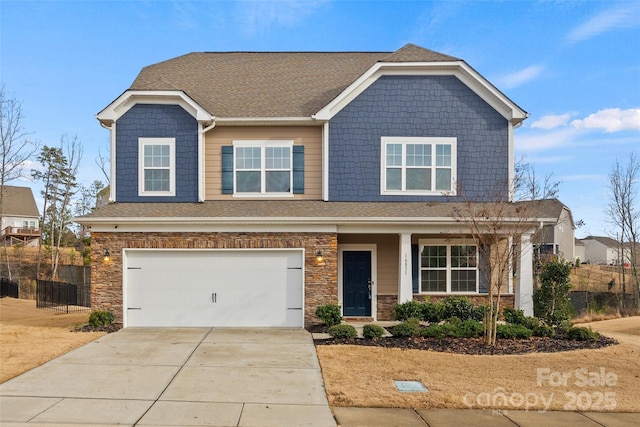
77,44,540,328
529,199,576,262
1,185,41,247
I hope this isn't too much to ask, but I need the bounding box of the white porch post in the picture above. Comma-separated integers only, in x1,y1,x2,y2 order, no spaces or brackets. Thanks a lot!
398,233,413,303
516,233,534,316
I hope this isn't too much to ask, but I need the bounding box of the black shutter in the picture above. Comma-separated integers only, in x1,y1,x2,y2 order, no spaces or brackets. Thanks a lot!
412,244,419,293
292,145,304,194
221,146,233,194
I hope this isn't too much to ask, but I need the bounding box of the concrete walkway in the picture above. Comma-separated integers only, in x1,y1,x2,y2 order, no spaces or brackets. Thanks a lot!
1,327,638,426
0,328,336,426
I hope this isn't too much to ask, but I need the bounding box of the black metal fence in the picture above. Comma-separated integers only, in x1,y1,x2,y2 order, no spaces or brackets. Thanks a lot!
569,290,636,314
1,278,19,298
36,280,91,313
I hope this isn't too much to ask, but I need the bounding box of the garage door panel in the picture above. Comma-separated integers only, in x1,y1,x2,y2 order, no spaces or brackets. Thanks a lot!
125,250,303,328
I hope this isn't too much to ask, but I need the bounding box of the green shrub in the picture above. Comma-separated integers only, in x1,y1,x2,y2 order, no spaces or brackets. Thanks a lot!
496,323,532,339
457,320,484,338
88,310,114,327
566,326,599,341
442,297,480,321
421,324,446,339
503,307,527,325
422,300,446,323
362,324,385,339
532,324,556,337
558,319,574,334
421,319,483,339
533,259,574,326
328,324,357,339
316,304,342,327
394,301,424,321
390,318,422,337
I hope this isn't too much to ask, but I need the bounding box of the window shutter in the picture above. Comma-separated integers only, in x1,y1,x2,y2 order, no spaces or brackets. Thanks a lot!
412,244,419,293
221,146,233,194
292,145,304,194
479,244,489,294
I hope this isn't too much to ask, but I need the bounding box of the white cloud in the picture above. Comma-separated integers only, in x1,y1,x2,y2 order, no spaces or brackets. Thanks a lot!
570,108,640,133
515,127,578,152
237,0,329,35
530,113,574,130
497,65,545,89
566,4,640,44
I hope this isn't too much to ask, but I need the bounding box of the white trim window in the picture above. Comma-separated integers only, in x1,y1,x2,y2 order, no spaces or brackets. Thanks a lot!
381,137,456,195
233,140,293,195
138,138,175,196
419,241,478,293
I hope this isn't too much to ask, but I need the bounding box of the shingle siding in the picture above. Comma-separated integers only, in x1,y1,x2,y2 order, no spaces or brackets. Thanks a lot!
115,104,199,202
328,75,509,202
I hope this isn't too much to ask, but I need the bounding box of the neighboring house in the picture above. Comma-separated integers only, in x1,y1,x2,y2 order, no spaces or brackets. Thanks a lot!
0,185,41,247
574,239,585,263
77,44,543,328
528,199,576,262
582,236,629,265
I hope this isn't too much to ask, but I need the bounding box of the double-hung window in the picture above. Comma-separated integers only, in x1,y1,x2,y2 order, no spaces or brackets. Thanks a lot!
138,138,175,196
381,137,456,195
419,242,478,293
233,140,293,195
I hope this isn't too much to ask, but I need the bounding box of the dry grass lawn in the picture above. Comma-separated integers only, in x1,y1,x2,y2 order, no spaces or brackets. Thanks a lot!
0,298,105,383
317,316,640,412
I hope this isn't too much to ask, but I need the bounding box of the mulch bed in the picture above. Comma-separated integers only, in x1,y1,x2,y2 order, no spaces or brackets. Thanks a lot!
313,335,618,355
308,324,619,355
73,324,122,333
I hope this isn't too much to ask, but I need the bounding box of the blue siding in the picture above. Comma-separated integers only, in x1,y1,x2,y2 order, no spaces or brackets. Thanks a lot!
328,75,509,202
115,104,199,202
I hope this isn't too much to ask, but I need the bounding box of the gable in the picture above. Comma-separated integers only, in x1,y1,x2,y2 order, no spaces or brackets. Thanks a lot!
1,186,39,217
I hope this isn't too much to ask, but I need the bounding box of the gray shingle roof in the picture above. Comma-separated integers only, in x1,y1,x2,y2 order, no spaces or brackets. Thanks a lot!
0,186,39,217
129,44,459,118
77,200,552,224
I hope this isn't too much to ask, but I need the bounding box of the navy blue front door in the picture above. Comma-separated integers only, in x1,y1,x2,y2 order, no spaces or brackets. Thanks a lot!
343,251,372,316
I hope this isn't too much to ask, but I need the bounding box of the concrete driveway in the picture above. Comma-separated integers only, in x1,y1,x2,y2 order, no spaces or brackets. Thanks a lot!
0,328,337,426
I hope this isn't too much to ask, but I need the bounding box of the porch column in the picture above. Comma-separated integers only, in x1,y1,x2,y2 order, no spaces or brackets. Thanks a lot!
516,233,534,316
398,233,413,303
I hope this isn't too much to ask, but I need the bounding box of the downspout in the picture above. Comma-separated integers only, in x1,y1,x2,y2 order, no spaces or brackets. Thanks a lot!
200,120,216,202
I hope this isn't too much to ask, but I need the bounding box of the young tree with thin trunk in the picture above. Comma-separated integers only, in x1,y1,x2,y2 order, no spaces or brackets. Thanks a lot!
606,152,640,311
453,191,539,346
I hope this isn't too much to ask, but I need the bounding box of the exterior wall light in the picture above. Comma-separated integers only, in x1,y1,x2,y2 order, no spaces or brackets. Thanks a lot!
103,249,111,262
316,250,323,263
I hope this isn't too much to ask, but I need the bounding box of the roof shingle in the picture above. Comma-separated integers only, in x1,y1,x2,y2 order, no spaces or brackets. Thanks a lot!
129,44,459,118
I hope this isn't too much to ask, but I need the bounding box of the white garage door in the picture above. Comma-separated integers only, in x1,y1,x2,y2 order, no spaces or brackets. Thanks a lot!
124,250,303,328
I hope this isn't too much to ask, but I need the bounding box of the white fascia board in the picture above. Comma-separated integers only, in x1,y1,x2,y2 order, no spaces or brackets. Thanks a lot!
96,90,214,125
314,61,527,125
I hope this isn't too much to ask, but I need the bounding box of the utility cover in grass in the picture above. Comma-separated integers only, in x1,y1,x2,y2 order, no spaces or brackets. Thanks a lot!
394,380,428,392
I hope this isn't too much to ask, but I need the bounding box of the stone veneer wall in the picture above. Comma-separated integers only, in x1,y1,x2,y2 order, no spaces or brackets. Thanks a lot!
376,294,397,321
91,232,338,326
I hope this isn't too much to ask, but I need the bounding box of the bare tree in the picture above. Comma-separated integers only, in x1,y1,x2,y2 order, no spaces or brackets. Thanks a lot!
453,189,539,346
514,156,561,201
606,152,640,311
95,147,110,185
0,86,38,193
1,87,38,281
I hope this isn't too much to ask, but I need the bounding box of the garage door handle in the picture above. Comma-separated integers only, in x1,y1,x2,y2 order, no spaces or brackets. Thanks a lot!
212,293,217,303
128,307,142,310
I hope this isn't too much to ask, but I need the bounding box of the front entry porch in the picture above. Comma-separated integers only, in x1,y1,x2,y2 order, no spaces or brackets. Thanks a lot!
336,232,534,321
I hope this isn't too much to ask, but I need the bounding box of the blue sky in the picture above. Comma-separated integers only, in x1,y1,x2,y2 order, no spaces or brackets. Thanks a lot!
1,0,639,238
